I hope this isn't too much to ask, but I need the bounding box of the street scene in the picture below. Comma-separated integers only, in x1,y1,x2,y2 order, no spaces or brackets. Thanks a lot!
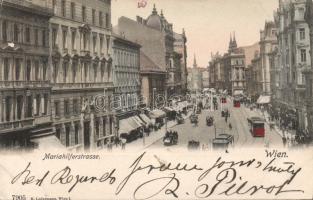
0,0,313,151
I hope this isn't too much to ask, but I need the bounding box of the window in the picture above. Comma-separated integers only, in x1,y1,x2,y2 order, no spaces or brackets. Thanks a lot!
15,59,21,81
53,62,58,82
301,49,306,62
92,9,96,25
54,101,60,117
99,11,103,27
105,13,110,28
52,28,57,48
34,29,38,46
62,29,67,49
5,96,12,122
4,58,9,81
99,35,104,53
63,62,68,82
26,96,32,118
14,24,19,42
35,61,39,80
43,94,48,115
70,2,75,19
103,118,106,136
93,35,97,52
74,124,79,145
35,94,41,116
93,63,97,80
65,125,70,147
25,27,30,43
42,30,46,47
71,30,76,50
73,99,79,114
101,63,105,79
61,0,66,17
26,60,31,81
83,33,87,50
72,61,77,83
299,28,305,40
42,60,47,80
17,96,23,120
82,6,86,22
64,99,70,115
2,21,7,41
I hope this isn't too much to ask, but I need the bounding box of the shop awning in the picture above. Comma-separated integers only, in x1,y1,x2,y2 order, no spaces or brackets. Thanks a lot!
139,114,152,124
129,117,142,129
119,118,137,134
257,95,271,104
133,116,146,126
30,135,65,150
233,90,243,95
149,109,166,119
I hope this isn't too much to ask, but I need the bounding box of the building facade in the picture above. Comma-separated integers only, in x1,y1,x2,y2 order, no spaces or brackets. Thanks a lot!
30,0,115,150
116,5,186,100
274,0,311,135
0,0,53,149
174,30,188,94
259,22,278,95
187,55,203,93
304,0,313,139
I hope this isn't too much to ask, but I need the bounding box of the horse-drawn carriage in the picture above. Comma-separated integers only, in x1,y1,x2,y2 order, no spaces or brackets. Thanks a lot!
163,131,178,146
190,114,199,124
176,115,184,124
188,140,200,150
206,116,214,126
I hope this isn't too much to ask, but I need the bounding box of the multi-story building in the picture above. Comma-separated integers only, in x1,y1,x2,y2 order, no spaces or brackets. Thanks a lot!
259,21,278,95
304,0,313,139
116,5,185,100
0,0,53,149
140,51,166,108
201,67,210,89
247,51,261,101
187,55,203,93
174,30,188,94
208,52,224,91
112,33,142,134
31,0,115,150
274,0,311,134
223,35,246,95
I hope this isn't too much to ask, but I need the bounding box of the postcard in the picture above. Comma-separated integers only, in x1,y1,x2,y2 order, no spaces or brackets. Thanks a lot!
0,0,312,199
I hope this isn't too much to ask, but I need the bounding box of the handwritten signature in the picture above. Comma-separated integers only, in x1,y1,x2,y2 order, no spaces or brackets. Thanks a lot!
10,152,304,199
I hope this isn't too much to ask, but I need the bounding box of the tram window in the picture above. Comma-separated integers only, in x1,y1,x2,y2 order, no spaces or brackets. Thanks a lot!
254,123,264,128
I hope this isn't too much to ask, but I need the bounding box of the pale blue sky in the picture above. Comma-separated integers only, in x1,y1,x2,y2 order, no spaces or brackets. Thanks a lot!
112,0,278,68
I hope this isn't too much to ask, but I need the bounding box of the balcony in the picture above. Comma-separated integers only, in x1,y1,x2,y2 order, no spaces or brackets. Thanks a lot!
0,81,51,89
53,82,114,90
0,118,34,132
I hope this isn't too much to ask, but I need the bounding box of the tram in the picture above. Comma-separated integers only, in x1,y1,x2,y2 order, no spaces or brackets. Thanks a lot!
247,117,265,137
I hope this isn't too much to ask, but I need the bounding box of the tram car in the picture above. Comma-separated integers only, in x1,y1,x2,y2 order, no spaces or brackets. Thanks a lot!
233,97,241,108
247,117,265,137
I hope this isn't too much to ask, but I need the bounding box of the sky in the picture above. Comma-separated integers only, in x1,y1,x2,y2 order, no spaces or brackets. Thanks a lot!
111,0,279,68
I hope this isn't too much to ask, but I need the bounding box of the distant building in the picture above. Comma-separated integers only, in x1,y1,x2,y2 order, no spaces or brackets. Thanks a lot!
201,67,210,89
140,51,166,108
187,55,203,93
116,5,186,99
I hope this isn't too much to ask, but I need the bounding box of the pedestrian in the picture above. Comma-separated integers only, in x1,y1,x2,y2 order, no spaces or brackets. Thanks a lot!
282,137,287,147
121,138,126,150
225,116,228,123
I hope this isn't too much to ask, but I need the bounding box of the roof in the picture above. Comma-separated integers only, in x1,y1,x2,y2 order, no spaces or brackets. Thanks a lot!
112,32,141,48
140,51,166,74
